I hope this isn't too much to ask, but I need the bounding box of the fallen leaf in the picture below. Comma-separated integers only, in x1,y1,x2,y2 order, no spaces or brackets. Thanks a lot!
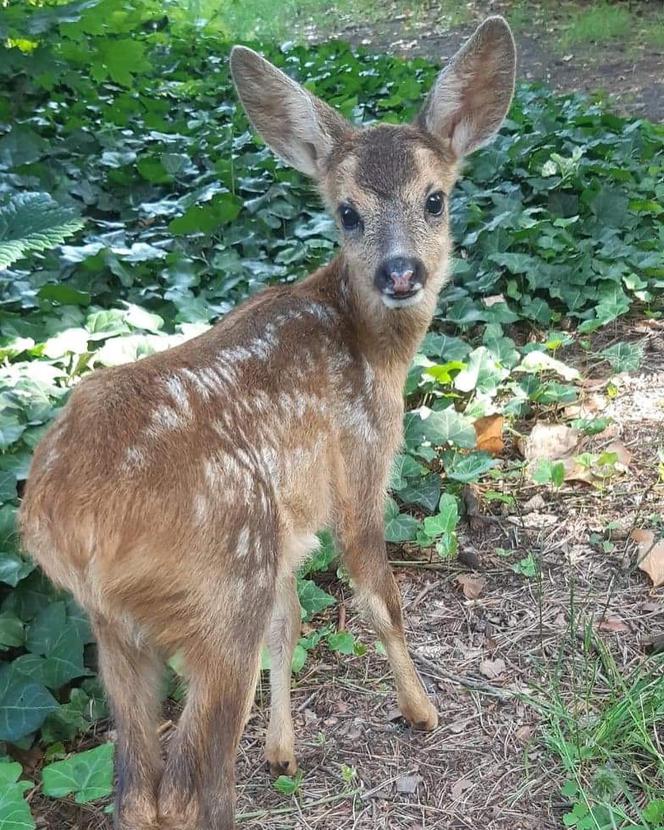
597,615,630,633
456,574,487,600
479,657,506,679
507,512,558,528
523,494,546,512
632,529,664,587
631,528,655,546
604,440,631,469
483,294,506,307
515,725,533,743
474,414,504,455
516,351,580,381
560,456,595,484
519,422,581,462
450,777,473,800
396,774,423,794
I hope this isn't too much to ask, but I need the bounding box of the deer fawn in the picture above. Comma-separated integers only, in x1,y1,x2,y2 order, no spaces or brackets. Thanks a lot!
21,17,515,830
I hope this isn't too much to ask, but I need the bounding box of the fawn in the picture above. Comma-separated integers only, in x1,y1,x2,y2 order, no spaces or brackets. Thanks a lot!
21,17,515,830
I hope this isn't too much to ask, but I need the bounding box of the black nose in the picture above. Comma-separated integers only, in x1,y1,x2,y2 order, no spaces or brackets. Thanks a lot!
375,256,426,297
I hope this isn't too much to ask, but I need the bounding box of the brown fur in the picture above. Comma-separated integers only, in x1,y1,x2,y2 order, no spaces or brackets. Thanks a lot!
21,18,515,830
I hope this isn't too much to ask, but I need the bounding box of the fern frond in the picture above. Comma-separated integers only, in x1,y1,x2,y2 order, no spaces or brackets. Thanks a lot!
0,192,84,270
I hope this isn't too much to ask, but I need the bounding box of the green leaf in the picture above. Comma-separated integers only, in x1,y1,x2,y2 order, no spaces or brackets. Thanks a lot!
0,761,35,830
326,630,358,655
297,579,335,622
0,664,58,742
0,193,84,269
384,498,420,543
273,769,302,794
41,743,114,803
600,341,643,373
404,407,476,450
0,611,24,650
454,347,508,394
443,451,495,483
0,551,34,588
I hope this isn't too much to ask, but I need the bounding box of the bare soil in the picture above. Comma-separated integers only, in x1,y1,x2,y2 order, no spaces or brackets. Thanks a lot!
305,0,664,121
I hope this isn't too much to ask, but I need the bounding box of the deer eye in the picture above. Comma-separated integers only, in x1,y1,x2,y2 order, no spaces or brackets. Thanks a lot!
425,191,444,216
339,204,361,231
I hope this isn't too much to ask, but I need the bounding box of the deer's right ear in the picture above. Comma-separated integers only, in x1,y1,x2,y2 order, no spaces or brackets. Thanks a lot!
230,47,350,179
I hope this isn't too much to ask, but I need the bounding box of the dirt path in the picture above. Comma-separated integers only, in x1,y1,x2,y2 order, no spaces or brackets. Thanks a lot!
308,1,664,121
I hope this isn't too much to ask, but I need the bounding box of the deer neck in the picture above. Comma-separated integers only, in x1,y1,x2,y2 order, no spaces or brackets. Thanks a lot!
328,255,438,380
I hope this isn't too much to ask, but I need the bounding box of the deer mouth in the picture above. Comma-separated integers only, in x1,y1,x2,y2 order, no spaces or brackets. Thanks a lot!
380,285,425,308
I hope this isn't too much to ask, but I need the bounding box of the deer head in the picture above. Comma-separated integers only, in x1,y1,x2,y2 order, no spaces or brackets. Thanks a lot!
230,19,516,325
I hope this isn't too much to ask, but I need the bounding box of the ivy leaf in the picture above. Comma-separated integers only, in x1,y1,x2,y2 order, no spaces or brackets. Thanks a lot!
601,341,643,373
443,451,495,483
297,579,335,622
41,743,114,803
384,497,420,543
0,664,58,742
454,347,509,394
0,761,35,830
0,611,24,651
404,407,476,450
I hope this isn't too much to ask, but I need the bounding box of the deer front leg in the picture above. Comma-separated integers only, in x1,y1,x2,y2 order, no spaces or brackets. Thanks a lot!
264,574,300,776
339,517,438,731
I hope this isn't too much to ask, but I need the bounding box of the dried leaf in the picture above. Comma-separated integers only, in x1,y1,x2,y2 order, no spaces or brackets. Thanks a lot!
597,615,630,633
560,456,595,484
456,574,487,600
523,494,546,512
473,414,504,456
519,423,581,462
632,529,664,587
515,725,533,743
396,774,423,794
517,351,580,381
604,440,631,469
479,657,506,679
483,294,505,307
450,777,473,800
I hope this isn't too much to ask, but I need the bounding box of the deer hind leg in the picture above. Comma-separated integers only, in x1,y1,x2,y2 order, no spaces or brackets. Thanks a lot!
264,574,300,776
339,517,438,731
158,628,265,830
92,616,164,830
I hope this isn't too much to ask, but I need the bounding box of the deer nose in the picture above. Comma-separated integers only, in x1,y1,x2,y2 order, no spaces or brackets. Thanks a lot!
375,256,425,296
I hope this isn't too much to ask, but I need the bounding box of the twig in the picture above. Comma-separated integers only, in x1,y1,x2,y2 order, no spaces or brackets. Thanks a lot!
414,654,515,701
237,788,361,821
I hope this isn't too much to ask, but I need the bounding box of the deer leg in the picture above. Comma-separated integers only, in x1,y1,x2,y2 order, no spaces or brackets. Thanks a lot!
92,617,163,830
339,518,438,731
264,574,300,776
158,636,263,830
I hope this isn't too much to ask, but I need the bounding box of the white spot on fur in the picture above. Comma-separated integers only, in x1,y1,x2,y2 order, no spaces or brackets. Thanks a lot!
124,446,145,469
236,525,251,558
151,406,181,430
193,493,208,523
180,367,212,400
165,375,192,417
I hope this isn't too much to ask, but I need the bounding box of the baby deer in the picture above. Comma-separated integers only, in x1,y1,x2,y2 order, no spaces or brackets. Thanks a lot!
21,18,515,830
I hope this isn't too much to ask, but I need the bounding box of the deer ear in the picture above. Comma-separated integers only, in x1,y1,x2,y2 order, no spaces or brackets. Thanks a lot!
418,17,516,157
230,47,351,179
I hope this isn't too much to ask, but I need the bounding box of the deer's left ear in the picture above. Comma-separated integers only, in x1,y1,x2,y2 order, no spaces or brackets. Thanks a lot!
418,16,516,157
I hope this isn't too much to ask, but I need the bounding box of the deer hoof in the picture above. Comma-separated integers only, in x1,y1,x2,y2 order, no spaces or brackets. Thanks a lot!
265,748,298,777
399,698,439,731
